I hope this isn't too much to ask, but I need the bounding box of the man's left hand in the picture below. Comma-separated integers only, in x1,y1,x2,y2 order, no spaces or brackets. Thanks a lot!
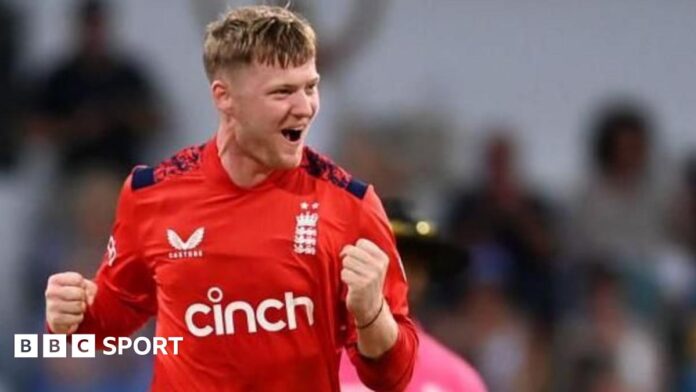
340,238,389,326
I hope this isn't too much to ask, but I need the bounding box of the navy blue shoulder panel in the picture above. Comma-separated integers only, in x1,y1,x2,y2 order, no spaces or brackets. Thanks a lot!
301,147,369,200
131,166,155,191
346,178,368,199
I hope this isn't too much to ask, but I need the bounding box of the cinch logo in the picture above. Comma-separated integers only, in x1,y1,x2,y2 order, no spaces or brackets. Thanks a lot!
167,227,204,259
184,287,315,337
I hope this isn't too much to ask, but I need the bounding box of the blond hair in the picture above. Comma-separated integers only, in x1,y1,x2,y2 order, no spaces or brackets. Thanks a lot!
203,5,316,81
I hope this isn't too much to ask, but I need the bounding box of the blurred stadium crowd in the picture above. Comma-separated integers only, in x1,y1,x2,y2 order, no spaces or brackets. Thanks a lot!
2,1,696,391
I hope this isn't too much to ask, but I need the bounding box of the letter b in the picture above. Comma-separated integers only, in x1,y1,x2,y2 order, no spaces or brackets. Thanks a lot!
43,334,67,358
14,334,38,358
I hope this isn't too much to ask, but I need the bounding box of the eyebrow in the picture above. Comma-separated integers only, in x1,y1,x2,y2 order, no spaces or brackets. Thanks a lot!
269,76,321,91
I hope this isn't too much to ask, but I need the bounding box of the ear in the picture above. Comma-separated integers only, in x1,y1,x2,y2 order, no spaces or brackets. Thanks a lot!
211,79,234,112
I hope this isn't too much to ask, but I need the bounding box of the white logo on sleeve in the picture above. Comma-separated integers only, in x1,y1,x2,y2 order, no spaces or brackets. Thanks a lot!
294,202,318,255
167,227,204,259
184,287,315,337
106,236,117,266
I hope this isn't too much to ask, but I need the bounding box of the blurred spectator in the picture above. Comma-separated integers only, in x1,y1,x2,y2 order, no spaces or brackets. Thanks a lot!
0,141,57,390
0,1,22,171
339,199,486,392
678,315,696,392
669,155,696,392
672,155,696,257
570,100,669,265
430,258,547,392
31,0,160,177
567,99,694,322
569,354,625,392
446,131,557,325
23,167,152,391
58,168,122,274
556,264,664,392
25,167,121,312
382,199,468,317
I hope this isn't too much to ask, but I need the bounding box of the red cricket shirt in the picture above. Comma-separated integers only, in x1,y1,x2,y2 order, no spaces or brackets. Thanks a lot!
70,139,417,391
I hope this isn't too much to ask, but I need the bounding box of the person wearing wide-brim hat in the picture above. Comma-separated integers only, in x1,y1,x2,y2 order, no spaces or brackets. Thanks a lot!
339,199,487,392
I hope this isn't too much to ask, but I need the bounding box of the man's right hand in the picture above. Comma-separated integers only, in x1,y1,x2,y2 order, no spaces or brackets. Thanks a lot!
45,272,97,334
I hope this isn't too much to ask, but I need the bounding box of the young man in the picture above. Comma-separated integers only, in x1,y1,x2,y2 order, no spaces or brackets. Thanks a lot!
44,6,417,391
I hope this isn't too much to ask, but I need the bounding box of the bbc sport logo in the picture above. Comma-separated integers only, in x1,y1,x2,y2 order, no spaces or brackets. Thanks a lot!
14,334,183,358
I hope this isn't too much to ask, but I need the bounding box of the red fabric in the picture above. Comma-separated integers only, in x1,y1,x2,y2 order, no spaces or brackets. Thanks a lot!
62,139,417,391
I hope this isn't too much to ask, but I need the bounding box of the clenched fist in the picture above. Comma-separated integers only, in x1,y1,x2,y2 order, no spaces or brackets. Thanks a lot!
45,272,97,334
340,238,389,327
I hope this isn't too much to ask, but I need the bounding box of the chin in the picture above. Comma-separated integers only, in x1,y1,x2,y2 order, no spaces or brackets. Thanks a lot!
275,152,303,169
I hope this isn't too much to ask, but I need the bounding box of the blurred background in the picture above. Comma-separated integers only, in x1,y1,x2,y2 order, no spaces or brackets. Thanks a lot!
2,0,696,391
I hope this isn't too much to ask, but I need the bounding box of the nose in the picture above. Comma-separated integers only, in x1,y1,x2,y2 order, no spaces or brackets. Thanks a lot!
290,90,316,118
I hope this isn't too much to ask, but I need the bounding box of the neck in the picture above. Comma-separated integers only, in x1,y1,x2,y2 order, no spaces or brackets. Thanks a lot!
215,125,273,189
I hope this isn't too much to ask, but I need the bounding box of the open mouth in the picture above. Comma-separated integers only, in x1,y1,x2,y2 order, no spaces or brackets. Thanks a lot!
281,128,303,142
